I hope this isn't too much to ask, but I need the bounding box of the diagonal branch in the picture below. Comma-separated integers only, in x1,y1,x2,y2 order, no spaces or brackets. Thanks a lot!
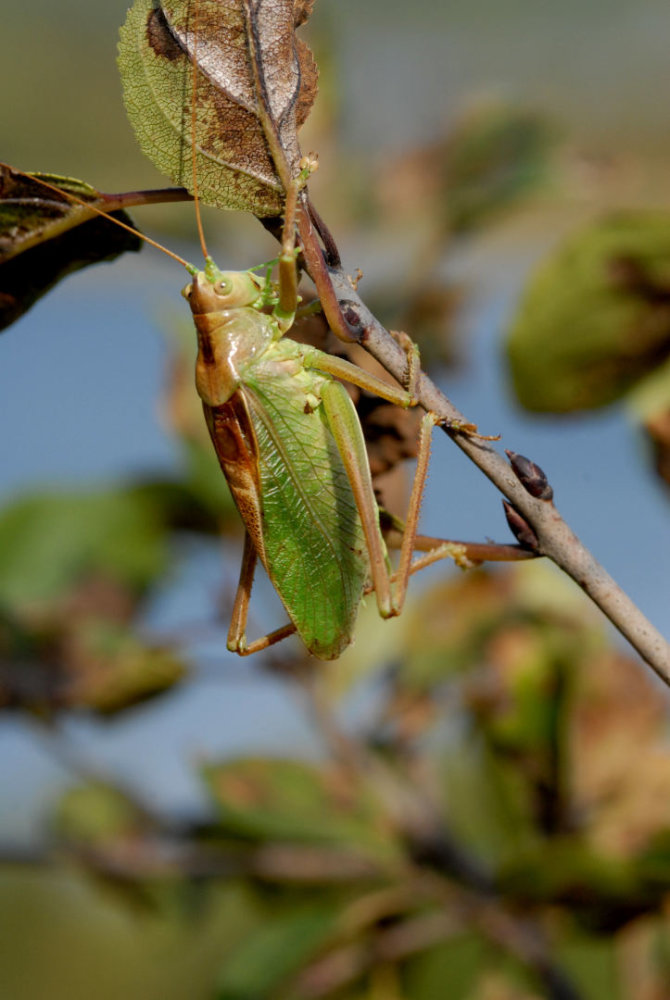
296,211,670,685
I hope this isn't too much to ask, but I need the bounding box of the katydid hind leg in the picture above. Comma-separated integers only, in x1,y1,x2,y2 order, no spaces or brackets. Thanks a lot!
304,337,494,441
227,530,298,656
388,411,443,615
322,391,467,619
320,380,394,619
226,529,257,654
381,411,521,595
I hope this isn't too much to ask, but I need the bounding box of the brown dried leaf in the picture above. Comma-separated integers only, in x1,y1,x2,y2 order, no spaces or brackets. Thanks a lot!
293,0,315,27
570,649,670,856
118,0,318,216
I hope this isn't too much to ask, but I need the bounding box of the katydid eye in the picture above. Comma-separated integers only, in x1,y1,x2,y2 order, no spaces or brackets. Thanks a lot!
216,278,233,295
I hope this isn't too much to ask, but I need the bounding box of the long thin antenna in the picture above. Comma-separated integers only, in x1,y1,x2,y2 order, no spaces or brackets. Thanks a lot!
190,0,210,261
1,162,195,273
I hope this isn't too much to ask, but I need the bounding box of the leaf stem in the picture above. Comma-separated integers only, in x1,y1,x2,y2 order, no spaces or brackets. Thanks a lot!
99,186,193,211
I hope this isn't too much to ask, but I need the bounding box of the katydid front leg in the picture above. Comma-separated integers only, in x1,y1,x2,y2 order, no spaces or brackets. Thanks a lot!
274,160,317,329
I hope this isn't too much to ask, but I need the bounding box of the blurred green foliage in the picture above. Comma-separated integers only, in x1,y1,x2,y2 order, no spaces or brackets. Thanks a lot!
439,105,555,236
3,562,670,999
507,213,670,413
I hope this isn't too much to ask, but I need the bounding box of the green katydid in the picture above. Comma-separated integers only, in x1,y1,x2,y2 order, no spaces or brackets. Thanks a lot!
182,157,465,659
7,161,466,659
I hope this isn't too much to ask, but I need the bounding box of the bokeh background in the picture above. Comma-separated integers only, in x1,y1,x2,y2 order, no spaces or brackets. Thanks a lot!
2,1,670,998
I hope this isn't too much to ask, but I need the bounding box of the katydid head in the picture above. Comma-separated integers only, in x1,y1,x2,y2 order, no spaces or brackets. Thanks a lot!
181,261,264,317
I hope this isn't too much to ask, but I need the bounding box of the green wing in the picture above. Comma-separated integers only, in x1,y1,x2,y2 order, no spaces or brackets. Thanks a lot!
244,365,368,660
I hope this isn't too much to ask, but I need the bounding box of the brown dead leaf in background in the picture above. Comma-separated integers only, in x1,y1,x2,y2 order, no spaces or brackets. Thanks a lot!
570,649,670,856
0,166,141,331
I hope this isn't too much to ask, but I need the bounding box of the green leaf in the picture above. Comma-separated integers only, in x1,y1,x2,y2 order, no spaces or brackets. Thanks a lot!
128,474,232,534
627,355,670,489
507,213,670,412
0,612,186,716
439,739,538,868
0,868,263,996
499,839,642,913
215,904,337,1000
52,782,146,845
66,619,187,715
557,932,623,1000
403,933,487,1000
638,830,670,888
0,489,168,608
0,165,141,332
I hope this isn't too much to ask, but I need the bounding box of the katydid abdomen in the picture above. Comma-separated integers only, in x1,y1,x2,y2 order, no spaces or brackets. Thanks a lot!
245,354,370,659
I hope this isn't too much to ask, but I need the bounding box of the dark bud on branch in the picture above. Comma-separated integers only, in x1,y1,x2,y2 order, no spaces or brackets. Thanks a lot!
505,450,554,501
503,500,540,551
340,301,363,336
